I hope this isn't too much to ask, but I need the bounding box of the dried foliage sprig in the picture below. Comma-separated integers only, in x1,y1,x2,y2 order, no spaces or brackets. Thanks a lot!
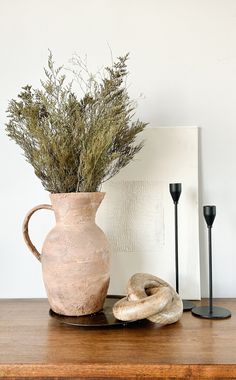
5,52,147,193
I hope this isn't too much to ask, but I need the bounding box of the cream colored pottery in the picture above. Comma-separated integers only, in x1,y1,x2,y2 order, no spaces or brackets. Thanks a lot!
22,192,110,316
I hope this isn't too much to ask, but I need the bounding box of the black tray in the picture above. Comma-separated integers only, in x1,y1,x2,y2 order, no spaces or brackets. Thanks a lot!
49,295,134,327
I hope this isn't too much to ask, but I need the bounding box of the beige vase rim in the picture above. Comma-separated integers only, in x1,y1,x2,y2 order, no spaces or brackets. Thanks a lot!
49,191,106,196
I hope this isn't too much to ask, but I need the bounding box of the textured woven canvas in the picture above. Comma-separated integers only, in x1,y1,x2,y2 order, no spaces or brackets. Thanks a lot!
97,127,200,299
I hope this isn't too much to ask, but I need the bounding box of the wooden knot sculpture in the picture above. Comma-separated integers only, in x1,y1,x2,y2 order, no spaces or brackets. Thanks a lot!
113,273,183,326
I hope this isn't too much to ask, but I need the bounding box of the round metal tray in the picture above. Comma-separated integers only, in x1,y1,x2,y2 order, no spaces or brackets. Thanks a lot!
49,295,134,327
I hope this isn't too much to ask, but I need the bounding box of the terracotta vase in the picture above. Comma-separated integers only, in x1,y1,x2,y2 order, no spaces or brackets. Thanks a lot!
22,192,110,316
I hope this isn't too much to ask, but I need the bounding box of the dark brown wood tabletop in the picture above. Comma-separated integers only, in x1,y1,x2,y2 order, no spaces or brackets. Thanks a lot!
0,298,235,379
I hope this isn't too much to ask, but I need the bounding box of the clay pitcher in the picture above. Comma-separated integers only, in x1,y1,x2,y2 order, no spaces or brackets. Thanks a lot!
22,192,110,316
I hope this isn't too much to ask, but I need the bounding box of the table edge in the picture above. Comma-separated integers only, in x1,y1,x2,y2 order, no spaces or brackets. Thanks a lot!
0,363,236,378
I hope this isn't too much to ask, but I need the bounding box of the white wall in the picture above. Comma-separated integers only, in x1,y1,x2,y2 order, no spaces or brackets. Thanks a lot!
0,0,236,298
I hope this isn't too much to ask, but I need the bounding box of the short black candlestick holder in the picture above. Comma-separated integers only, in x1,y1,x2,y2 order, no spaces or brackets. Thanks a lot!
169,183,195,311
192,205,231,319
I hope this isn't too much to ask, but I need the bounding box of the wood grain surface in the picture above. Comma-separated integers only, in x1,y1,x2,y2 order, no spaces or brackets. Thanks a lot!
0,298,235,379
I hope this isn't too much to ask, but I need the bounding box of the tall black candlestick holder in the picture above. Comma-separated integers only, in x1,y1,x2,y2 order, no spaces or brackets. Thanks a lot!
169,183,195,311
192,206,231,319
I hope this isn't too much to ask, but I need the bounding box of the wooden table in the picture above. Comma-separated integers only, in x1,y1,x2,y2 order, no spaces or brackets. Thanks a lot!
0,298,235,379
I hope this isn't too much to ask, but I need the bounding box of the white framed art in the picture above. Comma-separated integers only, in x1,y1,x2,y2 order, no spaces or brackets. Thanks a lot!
97,127,200,300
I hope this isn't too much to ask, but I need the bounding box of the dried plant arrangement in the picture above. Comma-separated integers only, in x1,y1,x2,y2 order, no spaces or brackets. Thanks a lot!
6,52,147,193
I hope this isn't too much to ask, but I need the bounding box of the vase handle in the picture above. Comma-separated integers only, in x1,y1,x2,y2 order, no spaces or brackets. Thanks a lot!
22,204,53,262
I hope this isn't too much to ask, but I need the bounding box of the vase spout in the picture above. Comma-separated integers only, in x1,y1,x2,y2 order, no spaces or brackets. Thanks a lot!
50,192,105,225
